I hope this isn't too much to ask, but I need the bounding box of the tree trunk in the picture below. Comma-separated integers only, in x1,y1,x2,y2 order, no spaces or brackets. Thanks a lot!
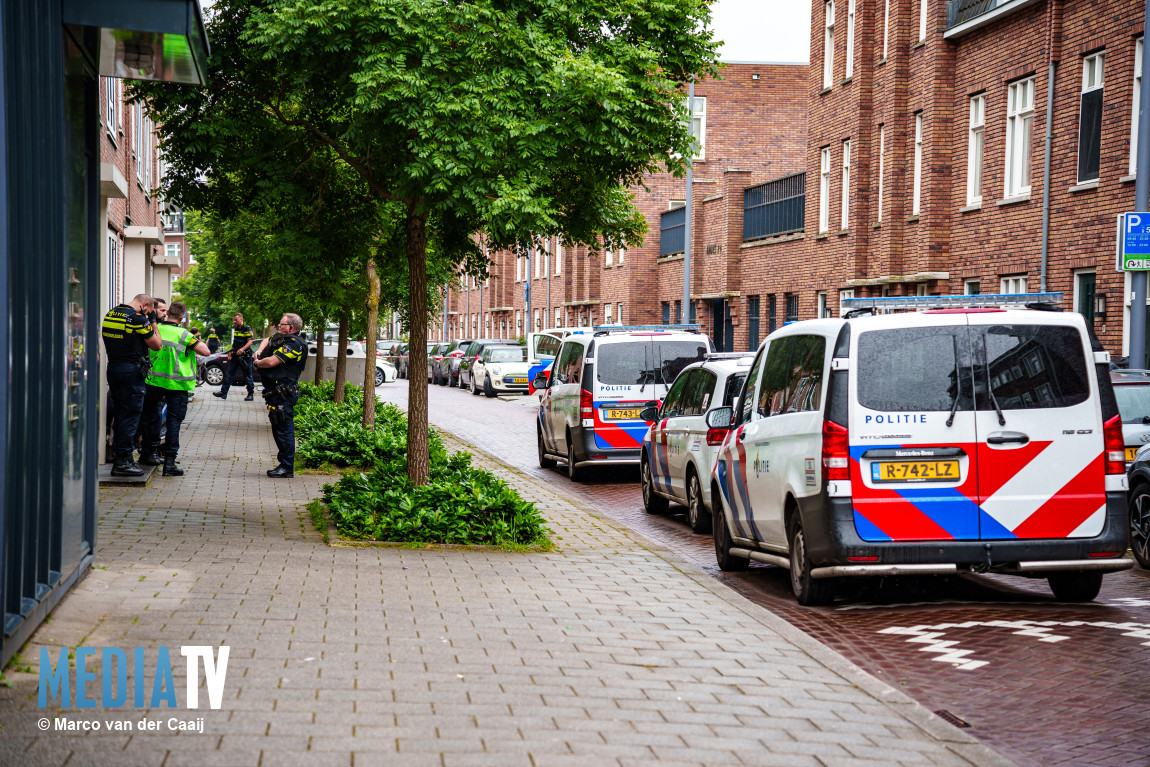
406,207,430,485
362,256,381,428
313,319,325,384
334,306,349,403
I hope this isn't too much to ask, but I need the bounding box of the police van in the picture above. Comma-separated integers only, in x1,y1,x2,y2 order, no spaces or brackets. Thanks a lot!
535,325,711,481
707,293,1133,605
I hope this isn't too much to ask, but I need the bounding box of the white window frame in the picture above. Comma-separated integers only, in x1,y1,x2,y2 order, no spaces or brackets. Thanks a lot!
919,0,928,43
877,124,885,223
534,247,541,278
1133,38,1143,176
166,243,180,261
617,302,623,324
817,291,829,318
516,310,522,332
841,139,851,229
882,0,890,59
604,304,613,324
963,279,981,295
618,247,624,265
605,244,613,266
823,1,835,90
916,283,928,297
1073,269,1097,320
687,96,707,160
1001,274,1028,294
555,244,562,276
912,113,923,215
839,289,854,317
135,104,144,183
104,77,117,141
1005,77,1035,198
144,117,152,194
555,307,562,327
967,94,985,205
819,146,831,233
1079,51,1105,183
108,232,120,307
516,254,522,282
845,0,855,80
534,308,541,330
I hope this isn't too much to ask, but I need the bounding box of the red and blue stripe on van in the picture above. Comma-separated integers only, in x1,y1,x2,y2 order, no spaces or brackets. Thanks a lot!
591,401,653,450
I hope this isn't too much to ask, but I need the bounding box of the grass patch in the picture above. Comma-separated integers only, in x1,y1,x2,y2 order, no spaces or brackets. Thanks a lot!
306,499,330,544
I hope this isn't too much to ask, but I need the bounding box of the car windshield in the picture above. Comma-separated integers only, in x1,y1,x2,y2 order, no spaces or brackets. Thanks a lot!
1115,382,1150,423
596,340,710,385
489,348,527,362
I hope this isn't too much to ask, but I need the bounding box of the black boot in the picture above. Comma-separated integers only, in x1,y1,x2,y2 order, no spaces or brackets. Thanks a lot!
267,465,294,478
162,455,184,477
111,456,144,477
213,391,227,399
139,447,164,466
244,392,254,401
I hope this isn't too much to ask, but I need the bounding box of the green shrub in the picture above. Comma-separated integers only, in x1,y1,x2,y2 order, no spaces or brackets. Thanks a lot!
296,381,549,548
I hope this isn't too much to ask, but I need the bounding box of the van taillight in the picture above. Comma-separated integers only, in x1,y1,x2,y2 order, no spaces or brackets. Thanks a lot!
822,420,850,481
706,428,728,446
580,388,593,418
1104,414,1125,475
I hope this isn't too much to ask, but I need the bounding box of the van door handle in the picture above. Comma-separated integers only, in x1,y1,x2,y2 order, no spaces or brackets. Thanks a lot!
987,432,1029,445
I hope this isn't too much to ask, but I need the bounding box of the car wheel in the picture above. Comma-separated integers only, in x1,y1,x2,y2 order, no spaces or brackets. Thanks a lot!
566,429,582,482
1047,572,1104,602
712,485,749,572
205,364,224,386
1129,483,1150,569
374,367,385,387
686,470,712,534
484,376,496,398
471,375,480,396
538,426,557,469
789,514,834,606
641,453,668,514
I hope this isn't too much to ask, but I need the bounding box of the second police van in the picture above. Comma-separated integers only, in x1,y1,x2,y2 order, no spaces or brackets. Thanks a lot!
707,294,1133,605
536,326,711,481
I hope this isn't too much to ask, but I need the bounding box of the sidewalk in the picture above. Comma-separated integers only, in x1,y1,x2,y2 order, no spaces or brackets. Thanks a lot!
0,392,1014,767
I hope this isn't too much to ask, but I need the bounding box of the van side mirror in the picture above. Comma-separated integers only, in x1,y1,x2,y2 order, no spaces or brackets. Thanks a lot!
706,406,734,429
533,373,549,390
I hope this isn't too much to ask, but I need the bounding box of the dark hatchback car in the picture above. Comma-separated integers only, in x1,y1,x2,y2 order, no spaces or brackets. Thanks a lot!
435,339,474,386
1119,370,1150,571
427,343,451,383
458,339,517,389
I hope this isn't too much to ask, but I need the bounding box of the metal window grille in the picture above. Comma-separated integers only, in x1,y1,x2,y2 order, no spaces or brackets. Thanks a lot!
743,173,805,241
660,206,686,256
768,295,777,333
785,293,799,323
662,302,670,325
747,296,760,351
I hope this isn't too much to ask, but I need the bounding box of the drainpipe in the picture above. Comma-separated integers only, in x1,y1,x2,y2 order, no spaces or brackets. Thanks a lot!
682,78,695,327
479,242,485,336
1132,0,1150,368
1040,61,1056,293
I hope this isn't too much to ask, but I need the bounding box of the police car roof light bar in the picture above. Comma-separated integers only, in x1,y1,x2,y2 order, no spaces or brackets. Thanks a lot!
704,352,756,360
591,324,702,336
840,292,1063,312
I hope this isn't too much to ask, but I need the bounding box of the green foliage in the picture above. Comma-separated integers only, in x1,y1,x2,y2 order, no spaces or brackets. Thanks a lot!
295,382,549,547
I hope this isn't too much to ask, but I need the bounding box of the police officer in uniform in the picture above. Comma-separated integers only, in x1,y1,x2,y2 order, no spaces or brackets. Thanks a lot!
141,302,211,475
213,313,255,401
102,293,163,476
254,313,307,478
205,327,221,354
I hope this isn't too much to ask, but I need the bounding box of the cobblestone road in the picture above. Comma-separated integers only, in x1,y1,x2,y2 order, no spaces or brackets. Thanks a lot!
397,379,1150,767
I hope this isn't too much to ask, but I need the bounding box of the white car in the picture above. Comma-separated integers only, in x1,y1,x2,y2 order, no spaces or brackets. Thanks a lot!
641,354,753,533
470,345,531,397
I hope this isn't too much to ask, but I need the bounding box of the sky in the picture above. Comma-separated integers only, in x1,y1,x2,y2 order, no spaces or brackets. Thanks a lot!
710,0,811,63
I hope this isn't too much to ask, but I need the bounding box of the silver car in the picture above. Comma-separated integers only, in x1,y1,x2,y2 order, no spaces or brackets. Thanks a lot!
1111,369,1150,467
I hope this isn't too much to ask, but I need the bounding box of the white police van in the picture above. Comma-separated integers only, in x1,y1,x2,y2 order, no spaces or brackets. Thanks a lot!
640,353,753,533
708,293,1132,605
535,325,711,481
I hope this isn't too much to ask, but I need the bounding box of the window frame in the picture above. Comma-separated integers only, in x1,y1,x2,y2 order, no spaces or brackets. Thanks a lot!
1005,77,1035,198
1001,274,1029,294
967,94,985,205
845,0,855,80
687,95,707,160
918,0,928,43
839,289,854,317
882,0,890,59
841,138,851,229
1078,51,1105,184
877,124,885,223
1132,38,1143,176
964,279,981,295
912,112,923,215
819,146,831,233
823,0,836,90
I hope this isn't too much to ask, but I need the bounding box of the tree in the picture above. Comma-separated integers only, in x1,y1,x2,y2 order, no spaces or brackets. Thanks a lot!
243,0,719,484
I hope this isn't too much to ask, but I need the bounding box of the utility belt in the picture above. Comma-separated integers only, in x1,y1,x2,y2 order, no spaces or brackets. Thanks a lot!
262,381,299,407
137,353,152,377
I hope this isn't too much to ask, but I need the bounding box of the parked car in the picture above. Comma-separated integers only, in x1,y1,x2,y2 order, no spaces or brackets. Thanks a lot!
707,296,1131,606
391,343,410,377
640,353,754,533
536,325,711,481
526,331,564,394
470,345,531,397
201,350,263,386
458,339,517,389
427,343,450,383
438,338,474,386
1110,369,1150,469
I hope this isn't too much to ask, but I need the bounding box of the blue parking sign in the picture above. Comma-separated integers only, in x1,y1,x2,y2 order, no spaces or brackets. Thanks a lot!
1123,213,1150,270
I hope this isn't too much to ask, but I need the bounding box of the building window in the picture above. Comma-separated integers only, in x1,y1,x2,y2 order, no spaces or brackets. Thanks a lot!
918,0,928,43
534,308,541,330
604,304,613,324
1132,38,1143,176
742,172,805,240
967,94,985,205
1079,51,1105,183
662,302,670,325
1075,271,1097,324
817,291,829,318
1005,77,1035,198
166,243,180,261
103,77,117,140
674,300,682,324
839,289,854,317
916,283,928,297
605,244,612,266
964,279,981,295
135,104,144,182
516,254,522,282
877,124,885,223
687,95,707,159
912,112,923,215
845,0,855,79
1001,274,1028,294
747,296,760,350
768,294,777,333
555,307,562,327
823,0,835,90
534,247,542,278
108,233,120,307
618,248,624,265
841,139,851,229
785,293,799,323
555,244,562,275
144,117,152,194
617,302,623,324
516,310,522,332
882,0,890,59
819,146,831,233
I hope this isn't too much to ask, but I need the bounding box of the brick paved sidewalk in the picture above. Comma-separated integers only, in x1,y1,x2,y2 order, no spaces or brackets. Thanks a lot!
0,392,1014,766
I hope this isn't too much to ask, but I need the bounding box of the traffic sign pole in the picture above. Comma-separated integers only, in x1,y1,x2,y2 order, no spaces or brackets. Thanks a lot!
1131,0,1150,368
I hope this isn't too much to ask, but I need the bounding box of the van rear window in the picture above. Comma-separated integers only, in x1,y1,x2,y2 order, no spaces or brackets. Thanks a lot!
857,328,965,412
983,325,1090,410
596,341,709,386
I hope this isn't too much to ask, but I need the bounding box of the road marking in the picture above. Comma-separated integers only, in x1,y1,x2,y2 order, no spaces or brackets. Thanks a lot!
879,619,1150,670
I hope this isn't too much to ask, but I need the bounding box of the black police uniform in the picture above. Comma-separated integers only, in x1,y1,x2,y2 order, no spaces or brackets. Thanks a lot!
219,323,255,397
258,333,306,476
205,331,220,355
101,303,156,472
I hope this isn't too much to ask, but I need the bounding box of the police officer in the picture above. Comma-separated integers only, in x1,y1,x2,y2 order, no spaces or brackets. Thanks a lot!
254,312,307,478
205,327,221,355
102,293,163,476
213,313,255,401
141,302,210,476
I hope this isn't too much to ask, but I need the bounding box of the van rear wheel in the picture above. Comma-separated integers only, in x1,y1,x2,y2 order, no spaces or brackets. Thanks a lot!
565,429,582,482
538,426,556,470
1047,571,1104,602
686,471,711,534
712,487,749,572
789,516,834,606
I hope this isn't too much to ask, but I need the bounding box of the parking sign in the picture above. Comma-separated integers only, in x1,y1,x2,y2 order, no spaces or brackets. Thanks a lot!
1123,213,1150,270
